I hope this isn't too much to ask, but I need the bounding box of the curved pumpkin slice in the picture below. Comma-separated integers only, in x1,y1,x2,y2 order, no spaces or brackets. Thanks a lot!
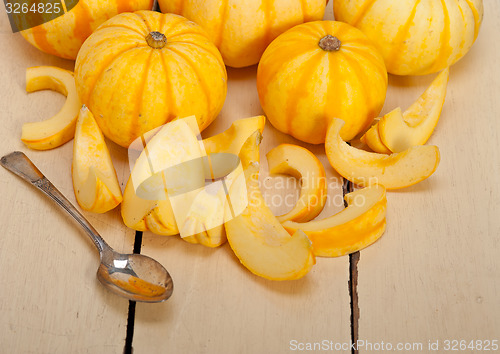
72,106,122,213
325,118,440,189
21,66,81,150
360,115,395,154
225,132,315,281
283,185,386,257
378,68,449,153
266,144,327,223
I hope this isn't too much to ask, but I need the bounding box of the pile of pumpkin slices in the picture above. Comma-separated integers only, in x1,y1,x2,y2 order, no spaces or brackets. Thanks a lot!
20,64,447,281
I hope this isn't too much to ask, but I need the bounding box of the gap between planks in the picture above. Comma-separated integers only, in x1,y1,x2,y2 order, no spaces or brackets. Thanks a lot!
349,252,360,354
124,231,143,354
344,177,360,354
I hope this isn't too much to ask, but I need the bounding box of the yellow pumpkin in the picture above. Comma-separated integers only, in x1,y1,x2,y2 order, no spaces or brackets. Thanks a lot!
158,0,327,68
75,11,227,148
257,21,387,144
20,0,154,60
334,0,484,76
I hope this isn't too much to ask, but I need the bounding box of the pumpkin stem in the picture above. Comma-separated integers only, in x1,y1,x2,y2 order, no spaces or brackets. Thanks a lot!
146,31,167,49
319,35,341,51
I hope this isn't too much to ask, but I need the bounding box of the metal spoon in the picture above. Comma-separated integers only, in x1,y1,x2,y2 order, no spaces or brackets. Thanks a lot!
0,151,173,303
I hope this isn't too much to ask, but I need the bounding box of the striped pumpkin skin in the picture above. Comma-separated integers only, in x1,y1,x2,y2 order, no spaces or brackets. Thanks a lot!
158,0,327,68
75,11,227,148
334,0,484,76
257,21,387,144
20,0,154,59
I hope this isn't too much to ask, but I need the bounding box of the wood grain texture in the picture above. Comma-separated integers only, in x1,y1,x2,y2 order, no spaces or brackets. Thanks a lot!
355,1,500,352
0,2,133,352
132,3,352,354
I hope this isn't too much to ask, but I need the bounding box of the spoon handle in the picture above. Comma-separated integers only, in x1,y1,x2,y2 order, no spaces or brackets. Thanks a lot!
0,151,109,253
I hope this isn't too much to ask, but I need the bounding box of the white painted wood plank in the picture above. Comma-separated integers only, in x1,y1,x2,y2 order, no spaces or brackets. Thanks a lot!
357,2,500,353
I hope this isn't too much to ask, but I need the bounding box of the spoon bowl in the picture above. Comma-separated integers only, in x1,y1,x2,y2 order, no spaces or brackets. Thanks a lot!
1,151,173,303
98,250,173,302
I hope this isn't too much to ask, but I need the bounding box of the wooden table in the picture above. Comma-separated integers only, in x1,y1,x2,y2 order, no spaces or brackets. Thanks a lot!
1,2,498,353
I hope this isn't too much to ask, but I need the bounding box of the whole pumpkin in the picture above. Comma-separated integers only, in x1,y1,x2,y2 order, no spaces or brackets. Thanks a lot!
20,0,154,60
158,0,327,68
75,11,227,148
257,21,387,144
334,0,484,76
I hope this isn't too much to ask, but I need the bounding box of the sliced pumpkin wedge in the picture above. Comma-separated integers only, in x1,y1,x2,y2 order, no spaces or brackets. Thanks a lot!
326,118,440,189
72,106,122,213
361,68,449,154
283,185,386,257
379,68,449,152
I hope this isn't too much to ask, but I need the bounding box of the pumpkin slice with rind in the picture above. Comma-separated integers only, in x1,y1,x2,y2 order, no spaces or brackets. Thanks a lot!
225,132,315,281
266,144,327,222
283,185,386,257
379,68,449,152
72,105,122,213
326,118,440,189
361,68,449,153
